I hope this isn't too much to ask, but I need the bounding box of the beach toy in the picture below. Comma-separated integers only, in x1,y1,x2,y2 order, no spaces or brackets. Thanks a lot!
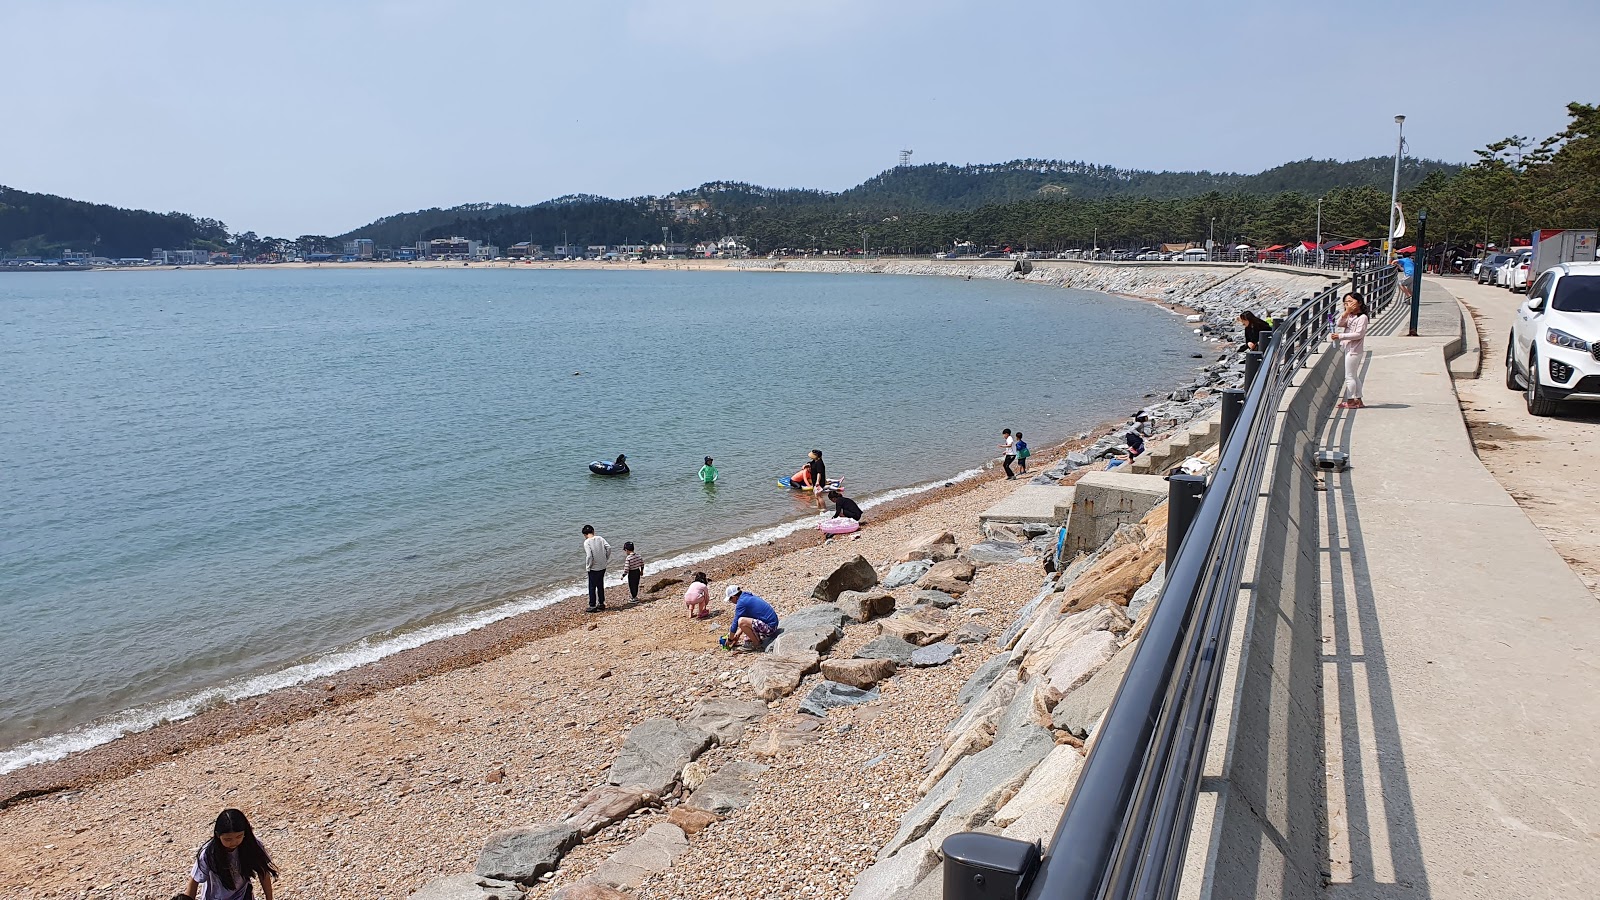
779,476,842,491
589,458,630,476
818,518,860,535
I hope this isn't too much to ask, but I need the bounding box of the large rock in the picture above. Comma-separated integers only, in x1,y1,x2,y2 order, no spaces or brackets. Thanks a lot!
591,823,689,890
1052,641,1138,737
912,589,960,609
899,531,957,562
550,882,630,900
562,784,660,836
948,622,991,644
837,590,896,623
683,697,770,746
409,874,526,900
666,806,720,836
813,555,879,602
909,643,961,668
821,656,898,689
918,558,976,594
921,725,1056,849
1037,631,1120,712
1000,802,1067,846
992,744,1087,827
996,584,1055,651
782,603,849,631
475,822,581,883
607,718,715,795
745,650,821,701
957,652,1013,707
964,540,1026,565
768,624,844,655
1057,539,1163,614
685,760,769,814
798,680,880,716
882,560,933,590
1016,604,1128,681
1127,563,1165,621
848,837,941,900
854,634,918,665
749,715,824,759
878,608,952,646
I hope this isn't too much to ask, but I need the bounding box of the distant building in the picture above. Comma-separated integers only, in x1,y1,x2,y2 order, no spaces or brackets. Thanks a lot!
150,248,206,265
506,242,545,259
472,244,498,260
552,243,585,259
417,236,478,259
613,244,645,255
344,238,376,260
649,243,690,257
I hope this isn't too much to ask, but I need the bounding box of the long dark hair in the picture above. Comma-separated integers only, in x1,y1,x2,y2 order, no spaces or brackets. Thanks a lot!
203,808,276,890
1238,310,1268,329
1344,292,1369,318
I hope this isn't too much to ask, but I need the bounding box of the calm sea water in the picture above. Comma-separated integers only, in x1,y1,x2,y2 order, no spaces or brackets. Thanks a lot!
0,266,1201,770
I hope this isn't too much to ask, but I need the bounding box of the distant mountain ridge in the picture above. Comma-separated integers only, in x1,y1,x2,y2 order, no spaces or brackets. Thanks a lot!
338,155,1458,247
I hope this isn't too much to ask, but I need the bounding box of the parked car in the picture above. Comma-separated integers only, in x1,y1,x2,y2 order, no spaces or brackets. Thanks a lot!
1508,252,1534,293
1180,248,1210,262
1506,261,1600,415
1477,252,1516,284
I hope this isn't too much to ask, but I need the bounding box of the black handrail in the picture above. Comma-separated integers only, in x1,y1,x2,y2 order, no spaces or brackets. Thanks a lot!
1014,265,1398,900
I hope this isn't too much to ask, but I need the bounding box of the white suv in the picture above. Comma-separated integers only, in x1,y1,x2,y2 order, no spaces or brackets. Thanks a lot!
1507,261,1600,415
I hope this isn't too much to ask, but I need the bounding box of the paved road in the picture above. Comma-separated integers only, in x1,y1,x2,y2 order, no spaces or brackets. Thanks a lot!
1442,276,1600,600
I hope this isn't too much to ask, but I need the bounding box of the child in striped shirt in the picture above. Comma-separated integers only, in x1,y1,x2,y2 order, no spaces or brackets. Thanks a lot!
623,542,645,601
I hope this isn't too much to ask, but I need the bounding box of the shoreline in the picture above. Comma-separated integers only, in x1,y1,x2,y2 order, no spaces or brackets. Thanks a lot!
0,428,1106,806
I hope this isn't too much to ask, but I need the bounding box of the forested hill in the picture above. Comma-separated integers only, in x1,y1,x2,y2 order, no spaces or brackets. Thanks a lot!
0,185,229,259
339,155,1459,246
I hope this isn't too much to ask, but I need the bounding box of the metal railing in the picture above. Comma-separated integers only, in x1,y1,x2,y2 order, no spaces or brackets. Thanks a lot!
944,266,1399,900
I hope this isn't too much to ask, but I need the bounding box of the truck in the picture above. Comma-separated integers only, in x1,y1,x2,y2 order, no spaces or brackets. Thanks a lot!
1529,228,1597,279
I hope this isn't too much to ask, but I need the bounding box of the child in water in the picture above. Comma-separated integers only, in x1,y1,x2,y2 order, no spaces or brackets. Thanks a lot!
684,571,711,618
699,456,718,483
175,808,276,900
623,541,644,601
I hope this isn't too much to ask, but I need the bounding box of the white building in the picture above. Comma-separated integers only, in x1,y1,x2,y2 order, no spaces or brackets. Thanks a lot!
344,238,375,260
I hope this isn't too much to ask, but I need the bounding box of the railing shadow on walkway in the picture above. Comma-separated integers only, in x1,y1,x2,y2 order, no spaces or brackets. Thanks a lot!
1317,403,1430,898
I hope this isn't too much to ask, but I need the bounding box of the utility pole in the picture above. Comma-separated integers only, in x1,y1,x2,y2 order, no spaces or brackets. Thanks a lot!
1387,115,1406,261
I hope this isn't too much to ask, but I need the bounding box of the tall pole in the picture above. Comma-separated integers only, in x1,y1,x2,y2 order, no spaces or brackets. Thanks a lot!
1387,115,1406,262
1316,197,1323,268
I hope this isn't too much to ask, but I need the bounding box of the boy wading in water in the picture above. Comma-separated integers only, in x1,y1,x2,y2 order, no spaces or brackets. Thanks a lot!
175,808,276,900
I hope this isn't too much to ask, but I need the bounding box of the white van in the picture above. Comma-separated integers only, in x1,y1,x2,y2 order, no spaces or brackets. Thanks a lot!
1180,249,1209,262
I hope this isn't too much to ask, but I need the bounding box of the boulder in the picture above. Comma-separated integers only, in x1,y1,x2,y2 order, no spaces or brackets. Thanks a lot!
591,823,689,890
562,784,660,837
1127,563,1165,621
877,616,949,647
821,656,898,689
768,624,844,655
920,558,976,585
853,635,918,665
607,718,715,795
899,530,957,562
666,805,720,836
847,837,941,900
996,585,1055,651
919,707,1001,794
1017,604,1128,681
683,697,770,747
685,761,769,815
837,590,896,623
881,560,933,590
550,883,630,900
1037,631,1120,712
921,725,1055,849
957,652,1013,707
912,589,960,609
964,541,1026,565
909,643,961,668
409,874,526,900
1057,540,1163,614
781,603,849,631
475,822,581,883
1000,802,1067,847
1052,641,1138,737
643,576,683,597
982,522,1031,543
948,622,991,644
813,555,879,602
745,650,821,701
798,680,880,716
992,744,1086,827
750,715,824,759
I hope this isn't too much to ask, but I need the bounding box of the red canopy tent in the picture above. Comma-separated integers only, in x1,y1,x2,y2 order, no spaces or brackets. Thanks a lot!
1300,241,1318,251
1330,239,1369,252
1261,244,1287,252
1397,245,1416,253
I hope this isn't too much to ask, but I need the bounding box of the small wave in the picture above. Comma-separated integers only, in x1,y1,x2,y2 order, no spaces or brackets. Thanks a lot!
0,466,987,775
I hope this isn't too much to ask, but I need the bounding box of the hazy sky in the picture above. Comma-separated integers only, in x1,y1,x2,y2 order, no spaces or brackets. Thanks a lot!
3,0,1592,236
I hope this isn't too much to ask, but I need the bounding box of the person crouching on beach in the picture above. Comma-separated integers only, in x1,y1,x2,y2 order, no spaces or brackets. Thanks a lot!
174,808,276,900
827,489,862,522
722,584,779,650
684,571,711,618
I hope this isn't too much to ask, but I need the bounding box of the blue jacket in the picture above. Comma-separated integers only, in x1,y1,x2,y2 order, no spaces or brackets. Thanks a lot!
1398,258,1414,278
730,592,779,633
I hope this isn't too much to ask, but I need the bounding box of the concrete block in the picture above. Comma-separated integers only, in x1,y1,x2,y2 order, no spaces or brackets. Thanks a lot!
1062,472,1168,558
978,485,1076,526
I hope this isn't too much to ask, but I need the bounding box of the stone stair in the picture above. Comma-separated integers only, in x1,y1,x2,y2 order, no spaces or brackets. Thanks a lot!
1129,411,1222,475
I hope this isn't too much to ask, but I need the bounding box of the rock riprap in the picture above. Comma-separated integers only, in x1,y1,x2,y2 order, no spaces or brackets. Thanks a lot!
607,718,715,795
812,554,879,602
475,822,581,883
836,590,896,622
744,649,821,701
820,656,898,689
683,697,770,747
798,680,881,716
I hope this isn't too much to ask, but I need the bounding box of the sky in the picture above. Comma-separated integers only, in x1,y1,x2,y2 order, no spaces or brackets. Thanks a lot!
2,0,1594,237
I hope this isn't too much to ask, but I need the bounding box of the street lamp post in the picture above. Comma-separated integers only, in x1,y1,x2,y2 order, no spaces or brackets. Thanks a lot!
1316,197,1324,268
1387,114,1406,261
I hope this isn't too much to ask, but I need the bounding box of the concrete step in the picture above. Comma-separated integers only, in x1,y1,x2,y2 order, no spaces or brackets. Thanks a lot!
978,484,1077,526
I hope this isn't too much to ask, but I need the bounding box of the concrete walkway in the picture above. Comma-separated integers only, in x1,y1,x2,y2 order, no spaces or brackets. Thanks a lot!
1317,278,1600,897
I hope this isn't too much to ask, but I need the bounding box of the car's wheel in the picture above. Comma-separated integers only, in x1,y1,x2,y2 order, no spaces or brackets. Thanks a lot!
1525,351,1558,416
1505,336,1523,389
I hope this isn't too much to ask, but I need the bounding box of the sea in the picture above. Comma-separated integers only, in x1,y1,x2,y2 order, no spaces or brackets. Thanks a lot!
0,265,1204,772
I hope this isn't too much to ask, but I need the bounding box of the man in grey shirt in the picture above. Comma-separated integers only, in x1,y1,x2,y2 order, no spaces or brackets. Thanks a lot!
582,524,613,612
